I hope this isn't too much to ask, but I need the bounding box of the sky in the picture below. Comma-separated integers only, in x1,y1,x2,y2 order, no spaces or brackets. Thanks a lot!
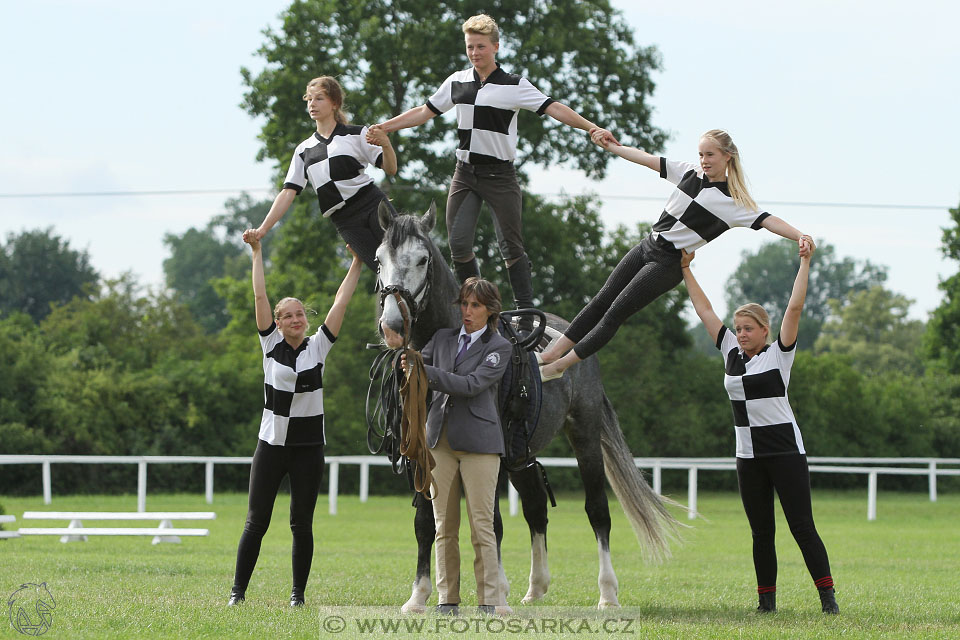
2,0,958,321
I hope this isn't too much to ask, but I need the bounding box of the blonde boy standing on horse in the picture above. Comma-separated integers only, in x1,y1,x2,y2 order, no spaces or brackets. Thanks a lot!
369,14,615,329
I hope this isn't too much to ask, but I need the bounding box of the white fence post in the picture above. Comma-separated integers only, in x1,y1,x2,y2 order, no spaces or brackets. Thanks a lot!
687,467,698,520
359,462,369,503
137,461,147,512
508,482,519,517
929,462,937,502
328,461,340,516
867,471,877,521
205,462,214,505
42,461,52,505
653,461,662,496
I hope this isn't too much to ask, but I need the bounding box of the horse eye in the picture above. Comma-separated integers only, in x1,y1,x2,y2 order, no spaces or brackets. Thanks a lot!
418,257,427,266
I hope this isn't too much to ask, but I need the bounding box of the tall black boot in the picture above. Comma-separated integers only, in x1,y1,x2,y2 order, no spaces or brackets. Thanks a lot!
453,257,480,284
818,587,839,614
757,591,776,613
506,254,535,333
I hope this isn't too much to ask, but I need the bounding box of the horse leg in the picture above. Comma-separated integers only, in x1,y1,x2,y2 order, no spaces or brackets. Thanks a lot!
509,463,551,604
567,427,620,609
401,492,435,614
493,478,513,615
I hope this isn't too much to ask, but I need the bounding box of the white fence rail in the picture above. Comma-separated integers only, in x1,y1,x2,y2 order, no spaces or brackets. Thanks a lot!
1,455,958,521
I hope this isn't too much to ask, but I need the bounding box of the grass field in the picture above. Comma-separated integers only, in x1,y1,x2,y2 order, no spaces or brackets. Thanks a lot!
1,490,958,639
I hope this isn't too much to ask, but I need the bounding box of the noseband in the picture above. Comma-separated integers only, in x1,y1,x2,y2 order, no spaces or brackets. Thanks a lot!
378,252,434,343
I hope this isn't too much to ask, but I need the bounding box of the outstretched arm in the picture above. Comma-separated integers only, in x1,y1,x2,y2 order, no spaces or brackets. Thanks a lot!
593,135,660,172
760,215,815,256
680,250,723,343
243,230,273,332
252,188,298,240
323,246,364,338
376,105,437,134
544,102,620,146
780,250,814,347
367,126,398,175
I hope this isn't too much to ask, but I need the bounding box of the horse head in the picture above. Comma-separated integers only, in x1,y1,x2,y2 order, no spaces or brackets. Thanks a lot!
375,201,458,350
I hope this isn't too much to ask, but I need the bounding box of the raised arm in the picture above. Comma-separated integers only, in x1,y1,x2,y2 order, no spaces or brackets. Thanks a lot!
323,246,364,338
253,188,298,240
780,251,813,347
243,230,273,332
377,105,437,134
366,126,398,175
680,250,724,343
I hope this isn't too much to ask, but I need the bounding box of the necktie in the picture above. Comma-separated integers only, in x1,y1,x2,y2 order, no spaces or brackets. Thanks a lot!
455,334,470,366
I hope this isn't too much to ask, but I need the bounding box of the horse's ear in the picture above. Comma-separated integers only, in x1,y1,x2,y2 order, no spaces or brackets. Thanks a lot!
378,200,395,231
421,201,436,231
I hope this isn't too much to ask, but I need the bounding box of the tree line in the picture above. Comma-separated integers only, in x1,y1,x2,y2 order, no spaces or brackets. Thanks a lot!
2,0,958,495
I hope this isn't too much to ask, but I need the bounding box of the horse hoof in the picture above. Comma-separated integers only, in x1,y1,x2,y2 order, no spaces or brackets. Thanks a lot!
521,592,545,605
401,602,427,615
495,605,514,616
598,600,621,610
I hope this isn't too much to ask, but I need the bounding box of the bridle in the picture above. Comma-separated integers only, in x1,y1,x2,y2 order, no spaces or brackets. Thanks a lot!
376,249,434,339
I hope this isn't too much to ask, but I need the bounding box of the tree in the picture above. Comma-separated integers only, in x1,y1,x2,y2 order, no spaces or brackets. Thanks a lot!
240,0,666,201
0,228,99,322
815,286,925,376
724,241,887,349
163,194,272,333
925,201,960,374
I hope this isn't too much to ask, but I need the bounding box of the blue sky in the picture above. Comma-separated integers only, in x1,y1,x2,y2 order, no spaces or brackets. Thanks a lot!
2,0,957,320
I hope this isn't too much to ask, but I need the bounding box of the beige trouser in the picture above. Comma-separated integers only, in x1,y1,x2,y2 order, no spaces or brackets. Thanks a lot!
431,428,501,605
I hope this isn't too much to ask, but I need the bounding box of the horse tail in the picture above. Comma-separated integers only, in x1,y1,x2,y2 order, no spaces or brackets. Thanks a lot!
599,394,683,562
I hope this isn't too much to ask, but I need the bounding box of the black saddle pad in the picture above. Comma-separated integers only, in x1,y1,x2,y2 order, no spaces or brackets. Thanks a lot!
496,324,543,465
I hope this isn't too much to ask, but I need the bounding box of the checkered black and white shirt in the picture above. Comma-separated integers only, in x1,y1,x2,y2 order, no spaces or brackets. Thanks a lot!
426,65,554,164
717,325,805,459
652,158,771,252
257,322,337,446
283,124,384,216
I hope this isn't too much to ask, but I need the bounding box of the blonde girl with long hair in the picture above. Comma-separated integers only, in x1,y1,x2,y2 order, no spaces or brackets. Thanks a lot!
538,129,814,381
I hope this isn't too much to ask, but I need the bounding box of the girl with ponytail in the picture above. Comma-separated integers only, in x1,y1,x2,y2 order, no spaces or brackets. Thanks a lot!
247,76,399,272
538,129,813,381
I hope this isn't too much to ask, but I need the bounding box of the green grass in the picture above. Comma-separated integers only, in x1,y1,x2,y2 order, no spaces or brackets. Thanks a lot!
1,490,958,638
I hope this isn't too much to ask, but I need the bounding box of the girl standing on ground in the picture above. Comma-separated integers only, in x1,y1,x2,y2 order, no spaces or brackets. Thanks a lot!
538,129,814,380
681,244,839,614
251,76,398,271
227,231,362,607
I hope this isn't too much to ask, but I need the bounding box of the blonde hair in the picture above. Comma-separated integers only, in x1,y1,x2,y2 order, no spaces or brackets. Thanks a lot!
734,303,770,343
274,297,310,335
462,14,499,43
303,76,349,125
701,129,758,212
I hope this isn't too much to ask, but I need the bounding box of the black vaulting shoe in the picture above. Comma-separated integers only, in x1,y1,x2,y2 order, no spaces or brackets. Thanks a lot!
757,592,776,613
818,587,840,614
434,603,459,615
290,589,305,607
227,590,245,606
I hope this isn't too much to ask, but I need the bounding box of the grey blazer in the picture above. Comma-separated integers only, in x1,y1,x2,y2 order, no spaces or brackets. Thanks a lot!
421,326,512,455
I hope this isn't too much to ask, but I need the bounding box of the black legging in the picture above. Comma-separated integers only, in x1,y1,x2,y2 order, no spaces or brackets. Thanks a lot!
232,439,325,594
329,184,396,271
564,235,682,360
737,454,833,591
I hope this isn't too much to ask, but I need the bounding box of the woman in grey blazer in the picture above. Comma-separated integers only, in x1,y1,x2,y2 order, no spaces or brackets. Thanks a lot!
406,277,512,615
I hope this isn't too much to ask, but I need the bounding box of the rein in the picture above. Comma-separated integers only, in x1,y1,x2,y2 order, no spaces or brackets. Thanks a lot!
367,254,436,499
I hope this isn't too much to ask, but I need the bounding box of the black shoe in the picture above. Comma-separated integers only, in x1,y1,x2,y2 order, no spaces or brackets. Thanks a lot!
227,590,245,606
435,603,459,615
454,258,480,284
757,591,776,613
477,605,496,616
290,589,305,607
818,587,839,614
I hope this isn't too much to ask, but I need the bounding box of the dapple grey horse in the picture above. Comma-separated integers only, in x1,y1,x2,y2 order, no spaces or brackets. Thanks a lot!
375,203,678,612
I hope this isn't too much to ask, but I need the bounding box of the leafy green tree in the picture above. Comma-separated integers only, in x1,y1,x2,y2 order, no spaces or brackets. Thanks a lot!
0,228,99,322
725,241,887,349
240,0,666,202
163,194,272,333
815,286,925,375
925,201,960,374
